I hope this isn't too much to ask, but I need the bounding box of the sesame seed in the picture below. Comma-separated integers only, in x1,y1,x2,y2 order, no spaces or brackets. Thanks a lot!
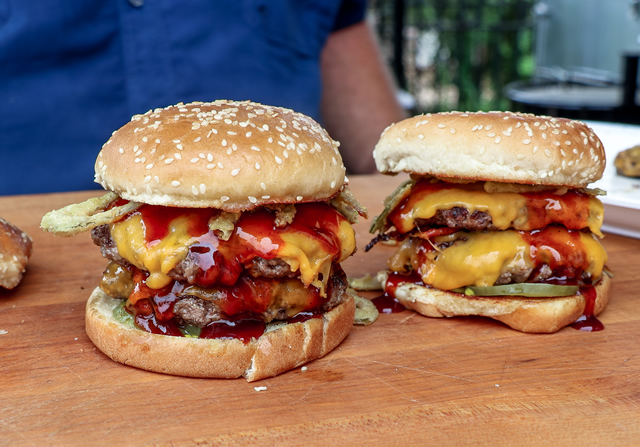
450,128,456,134
221,196,229,202
246,132,252,137
194,137,201,142
523,139,531,144
176,144,183,150
262,195,270,199
263,124,269,131
533,146,539,154
565,141,571,145
261,182,266,190
396,137,402,144
251,146,260,151
222,139,227,147
218,162,224,169
119,148,124,154
175,153,182,160
296,196,303,201
255,163,260,170
142,136,148,142
207,154,213,162
553,141,560,147
418,134,424,140
146,164,154,170
488,132,496,137
479,147,486,155
248,196,257,203
495,137,501,143
485,125,492,130
275,156,283,164
207,163,216,169
165,158,174,164
191,158,199,163
438,124,446,129
154,176,160,183
545,149,552,157
192,186,199,196
331,181,336,188
517,154,525,160
231,168,240,176
144,175,151,183
171,181,181,187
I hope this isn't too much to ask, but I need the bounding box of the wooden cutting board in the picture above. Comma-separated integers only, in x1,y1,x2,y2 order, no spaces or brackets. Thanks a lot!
1,174,639,446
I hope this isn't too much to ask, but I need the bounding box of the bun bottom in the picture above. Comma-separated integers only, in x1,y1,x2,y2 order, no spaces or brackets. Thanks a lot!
85,287,355,381
388,273,611,333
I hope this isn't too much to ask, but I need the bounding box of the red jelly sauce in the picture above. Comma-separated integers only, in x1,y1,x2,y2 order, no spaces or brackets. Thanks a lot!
521,226,593,280
387,178,595,232
118,202,349,340
123,202,346,289
570,285,604,332
200,318,266,342
372,271,420,314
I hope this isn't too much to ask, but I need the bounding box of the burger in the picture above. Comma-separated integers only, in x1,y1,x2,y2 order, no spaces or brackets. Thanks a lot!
41,100,366,381
367,111,610,333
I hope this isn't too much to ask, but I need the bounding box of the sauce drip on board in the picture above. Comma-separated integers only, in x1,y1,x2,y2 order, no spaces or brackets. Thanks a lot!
570,285,604,332
373,271,421,314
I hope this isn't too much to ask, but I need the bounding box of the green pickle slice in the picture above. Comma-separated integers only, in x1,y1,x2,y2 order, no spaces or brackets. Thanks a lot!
452,283,579,297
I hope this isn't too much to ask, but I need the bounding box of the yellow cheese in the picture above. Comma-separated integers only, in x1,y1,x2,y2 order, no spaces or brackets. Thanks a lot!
110,214,197,289
394,188,604,237
389,230,607,291
110,209,356,294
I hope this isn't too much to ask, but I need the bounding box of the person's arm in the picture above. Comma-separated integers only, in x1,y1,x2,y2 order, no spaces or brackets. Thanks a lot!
320,20,407,174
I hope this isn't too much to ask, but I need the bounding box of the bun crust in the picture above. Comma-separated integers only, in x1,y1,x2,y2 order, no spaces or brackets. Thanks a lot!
95,101,346,211
85,287,355,381
374,111,605,188
388,273,611,333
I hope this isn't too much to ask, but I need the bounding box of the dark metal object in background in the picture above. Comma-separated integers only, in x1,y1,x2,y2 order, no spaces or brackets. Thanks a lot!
623,54,639,110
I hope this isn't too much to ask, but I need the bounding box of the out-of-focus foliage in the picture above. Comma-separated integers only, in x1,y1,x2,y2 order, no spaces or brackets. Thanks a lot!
369,0,535,113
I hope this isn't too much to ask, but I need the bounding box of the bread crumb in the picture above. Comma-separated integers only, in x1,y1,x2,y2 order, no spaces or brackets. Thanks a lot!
254,386,267,392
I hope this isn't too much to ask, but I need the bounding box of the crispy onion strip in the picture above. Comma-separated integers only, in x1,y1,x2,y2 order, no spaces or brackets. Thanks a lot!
40,192,142,237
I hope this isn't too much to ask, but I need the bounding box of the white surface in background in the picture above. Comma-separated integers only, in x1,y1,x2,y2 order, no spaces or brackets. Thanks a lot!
587,121,640,239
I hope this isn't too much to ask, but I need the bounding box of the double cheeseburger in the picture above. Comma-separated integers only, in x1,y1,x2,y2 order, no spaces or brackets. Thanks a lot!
42,100,365,381
367,111,610,333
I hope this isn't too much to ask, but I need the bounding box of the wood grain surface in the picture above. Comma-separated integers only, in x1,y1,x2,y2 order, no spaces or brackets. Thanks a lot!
1,174,639,446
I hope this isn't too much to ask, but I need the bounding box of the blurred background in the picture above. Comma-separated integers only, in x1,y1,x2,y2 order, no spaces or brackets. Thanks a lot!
368,0,640,123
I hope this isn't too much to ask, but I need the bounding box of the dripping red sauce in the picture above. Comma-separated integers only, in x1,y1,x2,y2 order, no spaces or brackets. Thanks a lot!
119,202,346,289
387,178,595,232
371,271,421,314
570,285,604,332
125,266,331,342
200,317,266,342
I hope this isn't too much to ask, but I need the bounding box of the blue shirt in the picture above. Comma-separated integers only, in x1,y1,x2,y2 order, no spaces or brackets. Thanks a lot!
0,0,365,195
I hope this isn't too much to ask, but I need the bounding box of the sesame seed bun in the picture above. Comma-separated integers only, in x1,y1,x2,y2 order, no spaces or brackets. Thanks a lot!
374,111,605,188
94,100,346,211
382,272,611,334
85,287,356,381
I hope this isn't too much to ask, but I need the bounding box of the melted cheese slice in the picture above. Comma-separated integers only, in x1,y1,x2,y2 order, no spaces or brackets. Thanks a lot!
110,210,356,293
388,229,607,291
392,188,604,237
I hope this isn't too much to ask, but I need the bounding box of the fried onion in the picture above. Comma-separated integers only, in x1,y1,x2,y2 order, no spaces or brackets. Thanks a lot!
41,192,141,237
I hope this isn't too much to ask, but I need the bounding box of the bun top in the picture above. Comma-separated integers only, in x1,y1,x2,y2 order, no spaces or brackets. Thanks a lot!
374,111,605,187
95,100,346,211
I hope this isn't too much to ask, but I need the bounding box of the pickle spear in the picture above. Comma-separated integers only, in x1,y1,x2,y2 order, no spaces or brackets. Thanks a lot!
453,283,579,297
